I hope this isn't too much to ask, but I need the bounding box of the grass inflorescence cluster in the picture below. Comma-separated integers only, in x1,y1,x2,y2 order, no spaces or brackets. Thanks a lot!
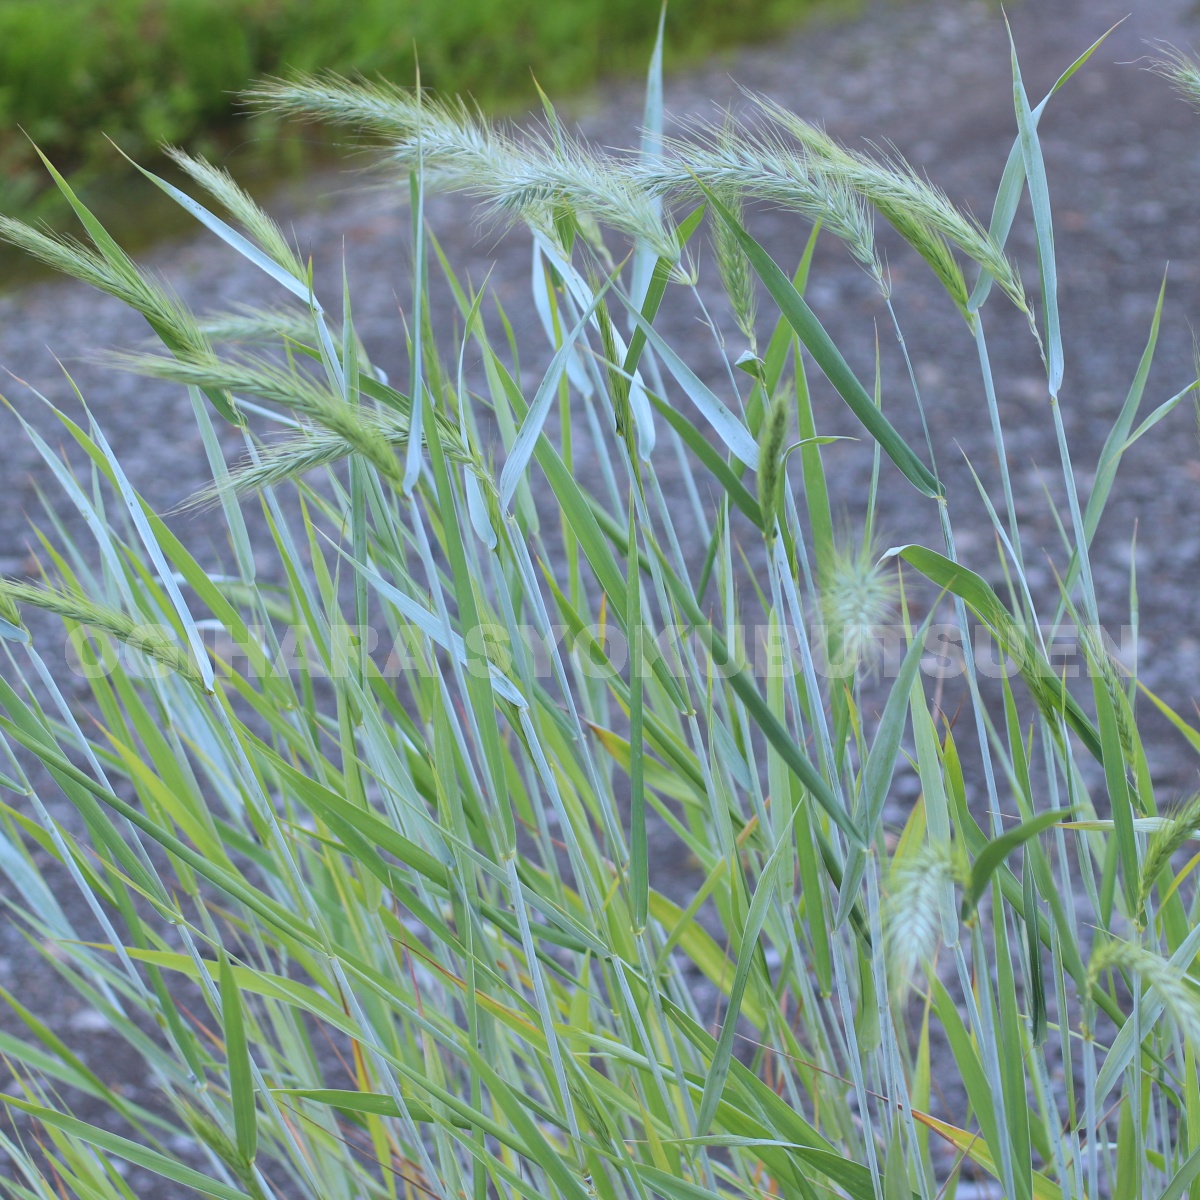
1,19,1200,1200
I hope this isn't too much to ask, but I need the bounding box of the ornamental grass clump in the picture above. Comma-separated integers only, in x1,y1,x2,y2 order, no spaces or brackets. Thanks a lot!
3,20,1200,1200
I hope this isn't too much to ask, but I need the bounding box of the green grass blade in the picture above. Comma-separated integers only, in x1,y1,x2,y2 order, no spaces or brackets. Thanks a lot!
837,616,930,926
962,810,1074,920
628,506,648,932
218,949,257,1166
695,181,942,497
970,22,1122,309
694,832,791,1136
1010,25,1062,394
616,286,758,467
0,1096,251,1200
123,156,309,299
1064,272,1171,603
501,273,616,509
887,544,1102,759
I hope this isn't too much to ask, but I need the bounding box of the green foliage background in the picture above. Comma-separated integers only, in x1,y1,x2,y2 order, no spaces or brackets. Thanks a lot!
0,0,855,219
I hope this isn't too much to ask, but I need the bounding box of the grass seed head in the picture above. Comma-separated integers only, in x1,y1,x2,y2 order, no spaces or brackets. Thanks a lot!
756,389,790,538
709,156,759,347
165,147,306,280
1138,793,1200,914
1088,938,1200,1049
1150,46,1200,111
0,579,204,687
820,539,898,677
885,840,960,994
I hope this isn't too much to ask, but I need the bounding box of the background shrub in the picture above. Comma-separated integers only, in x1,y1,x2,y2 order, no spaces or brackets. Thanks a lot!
0,0,856,222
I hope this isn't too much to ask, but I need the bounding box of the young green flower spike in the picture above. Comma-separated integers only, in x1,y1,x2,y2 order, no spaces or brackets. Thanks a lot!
1138,793,1200,915
756,389,790,538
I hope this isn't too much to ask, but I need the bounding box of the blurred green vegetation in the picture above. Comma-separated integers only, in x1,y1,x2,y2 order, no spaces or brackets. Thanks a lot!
0,0,858,232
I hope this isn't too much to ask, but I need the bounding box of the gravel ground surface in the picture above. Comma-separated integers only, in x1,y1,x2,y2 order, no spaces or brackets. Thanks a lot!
2,0,1200,1191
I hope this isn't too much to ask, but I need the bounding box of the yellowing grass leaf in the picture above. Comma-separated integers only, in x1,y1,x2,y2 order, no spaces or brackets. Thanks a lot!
910,1110,1059,1200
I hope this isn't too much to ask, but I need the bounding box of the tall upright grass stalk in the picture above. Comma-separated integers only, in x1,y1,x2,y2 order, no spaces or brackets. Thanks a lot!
1,24,1200,1200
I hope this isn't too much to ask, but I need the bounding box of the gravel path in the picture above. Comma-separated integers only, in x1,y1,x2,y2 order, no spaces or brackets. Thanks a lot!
2,0,1200,1190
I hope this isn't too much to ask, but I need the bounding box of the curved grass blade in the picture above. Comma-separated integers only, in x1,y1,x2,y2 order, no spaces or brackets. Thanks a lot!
615,284,759,468
961,809,1073,920
21,147,244,426
647,389,763,527
121,154,309,299
697,181,941,497
500,270,617,509
887,544,1102,760
1157,1143,1200,1200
